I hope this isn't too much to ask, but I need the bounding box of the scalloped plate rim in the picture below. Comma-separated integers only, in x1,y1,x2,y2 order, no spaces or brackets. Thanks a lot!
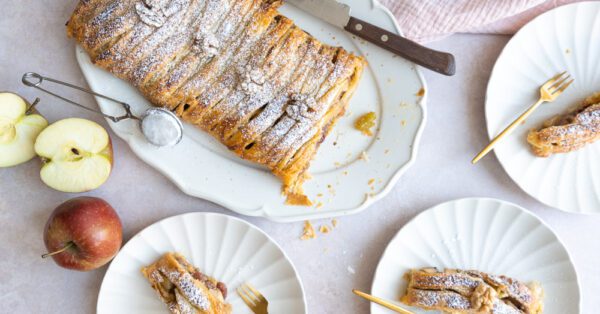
370,197,582,313
96,211,307,313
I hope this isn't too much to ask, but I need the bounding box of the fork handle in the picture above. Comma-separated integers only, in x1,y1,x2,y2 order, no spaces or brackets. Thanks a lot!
472,98,545,164
352,290,414,314
344,17,456,76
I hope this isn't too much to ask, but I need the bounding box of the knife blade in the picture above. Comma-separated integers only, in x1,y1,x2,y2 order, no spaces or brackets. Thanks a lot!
287,0,351,29
287,0,456,76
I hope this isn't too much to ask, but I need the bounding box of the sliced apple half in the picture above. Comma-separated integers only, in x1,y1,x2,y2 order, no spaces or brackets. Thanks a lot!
0,92,48,167
35,118,113,193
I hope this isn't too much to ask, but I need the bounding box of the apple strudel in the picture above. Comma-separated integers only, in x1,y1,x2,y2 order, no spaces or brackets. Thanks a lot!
141,252,232,314
66,0,366,205
401,268,543,314
527,92,600,157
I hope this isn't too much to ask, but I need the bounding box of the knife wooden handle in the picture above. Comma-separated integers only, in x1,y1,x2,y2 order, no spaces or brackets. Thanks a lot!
344,17,456,76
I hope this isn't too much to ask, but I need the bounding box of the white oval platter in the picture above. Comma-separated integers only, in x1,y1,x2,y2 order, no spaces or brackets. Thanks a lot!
75,0,426,221
371,198,580,314
97,212,306,313
485,2,600,214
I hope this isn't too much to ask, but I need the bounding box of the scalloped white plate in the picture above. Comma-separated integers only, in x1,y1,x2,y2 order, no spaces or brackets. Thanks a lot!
371,198,580,314
97,212,306,313
485,2,600,214
75,0,426,222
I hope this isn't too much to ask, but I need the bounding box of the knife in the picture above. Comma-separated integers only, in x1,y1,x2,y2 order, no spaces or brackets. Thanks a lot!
286,0,456,76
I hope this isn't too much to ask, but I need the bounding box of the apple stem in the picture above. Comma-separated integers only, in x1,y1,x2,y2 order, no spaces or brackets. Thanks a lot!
41,242,75,259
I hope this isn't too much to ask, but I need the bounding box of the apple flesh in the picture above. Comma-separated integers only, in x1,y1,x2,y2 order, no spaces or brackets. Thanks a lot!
43,196,123,271
0,92,48,167
34,118,113,193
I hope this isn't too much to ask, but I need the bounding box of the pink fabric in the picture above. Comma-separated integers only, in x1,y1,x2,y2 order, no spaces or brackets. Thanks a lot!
379,0,584,43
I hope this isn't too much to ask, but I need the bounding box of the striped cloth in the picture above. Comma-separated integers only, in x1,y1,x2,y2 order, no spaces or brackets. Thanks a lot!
379,0,583,43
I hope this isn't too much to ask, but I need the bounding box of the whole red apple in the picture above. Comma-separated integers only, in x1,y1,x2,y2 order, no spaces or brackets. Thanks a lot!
43,196,123,271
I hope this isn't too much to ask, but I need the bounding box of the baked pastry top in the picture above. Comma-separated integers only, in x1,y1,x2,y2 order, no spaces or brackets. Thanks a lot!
66,0,365,205
401,268,544,314
527,92,600,157
141,252,231,314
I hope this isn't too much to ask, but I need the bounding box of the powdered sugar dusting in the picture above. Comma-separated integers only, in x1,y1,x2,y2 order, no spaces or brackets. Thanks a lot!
165,270,210,310
286,93,317,121
150,269,164,283
135,0,189,27
415,272,481,290
192,31,220,56
174,289,195,314
90,1,122,28
492,300,522,314
553,105,600,137
411,289,471,310
135,1,167,27
486,274,534,305
239,64,270,96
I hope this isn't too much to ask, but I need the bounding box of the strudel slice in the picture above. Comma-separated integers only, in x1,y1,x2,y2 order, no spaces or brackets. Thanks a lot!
527,92,600,157
66,0,366,205
142,252,231,314
401,268,543,314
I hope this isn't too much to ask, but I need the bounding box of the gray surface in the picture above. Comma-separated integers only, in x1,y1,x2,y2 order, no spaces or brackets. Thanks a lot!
1,1,598,313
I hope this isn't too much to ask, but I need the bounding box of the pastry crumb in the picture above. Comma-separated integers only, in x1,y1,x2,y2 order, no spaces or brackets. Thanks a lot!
416,87,425,97
359,151,370,162
401,120,407,126
368,178,375,185
326,184,336,196
347,266,356,275
315,202,323,209
300,221,316,240
319,225,331,234
332,219,338,228
354,112,377,136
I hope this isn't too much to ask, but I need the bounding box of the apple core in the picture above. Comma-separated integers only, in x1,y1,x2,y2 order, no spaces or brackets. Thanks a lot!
0,118,16,143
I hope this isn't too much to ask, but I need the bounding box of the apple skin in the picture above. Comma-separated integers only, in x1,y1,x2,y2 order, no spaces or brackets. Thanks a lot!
43,197,123,271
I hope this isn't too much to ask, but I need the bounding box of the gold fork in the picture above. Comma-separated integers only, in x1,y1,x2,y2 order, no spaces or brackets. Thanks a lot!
353,289,415,314
472,71,574,164
237,283,268,314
